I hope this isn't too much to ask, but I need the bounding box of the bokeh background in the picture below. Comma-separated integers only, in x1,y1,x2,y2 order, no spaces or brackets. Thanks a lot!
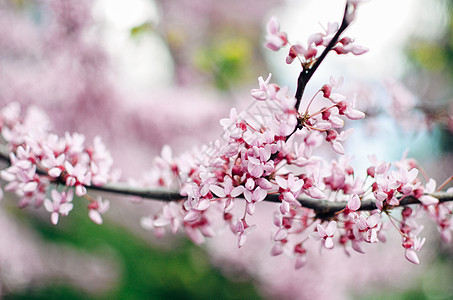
0,0,452,299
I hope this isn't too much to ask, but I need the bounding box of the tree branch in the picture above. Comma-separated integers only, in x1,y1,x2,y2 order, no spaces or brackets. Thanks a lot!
1,146,451,219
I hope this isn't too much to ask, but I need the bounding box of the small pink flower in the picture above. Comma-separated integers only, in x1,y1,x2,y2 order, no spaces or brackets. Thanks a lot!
419,179,439,206
265,17,288,51
88,196,110,225
43,189,74,225
403,234,425,265
251,74,272,101
235,219,256,248
210,176,244,212
310,221,337,249
244,187,267,215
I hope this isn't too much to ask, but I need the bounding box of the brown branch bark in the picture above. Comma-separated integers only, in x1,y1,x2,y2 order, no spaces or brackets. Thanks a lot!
1,145,452,218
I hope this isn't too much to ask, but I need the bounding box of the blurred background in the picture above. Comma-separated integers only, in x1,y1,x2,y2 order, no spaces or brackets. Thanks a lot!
0,0,452,299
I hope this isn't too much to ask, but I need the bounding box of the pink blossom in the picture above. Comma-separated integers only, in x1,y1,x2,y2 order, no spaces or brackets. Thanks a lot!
244,187,267,215
419,179,439,206
391,167,418,195
310,221,337,249
210,176,244,212
43,189,74,225
88,196,110,225
353,213,380,243
276,174,304,214
286,44,317,64
153,202,183,234
265,17,288,51
251,74,272,101
403,231,426,265
336,95,366,120
235,219,256,248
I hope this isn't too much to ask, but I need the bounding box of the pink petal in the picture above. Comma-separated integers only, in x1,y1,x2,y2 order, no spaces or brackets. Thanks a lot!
23,181,38,192
184,210,200,222
274,228,288,241
346,109,365,120
256,178,273,190
419,195,438,206
140,217,154,230
405,249,420,264
243,189,252,203
324,237,334,249
195,198,211,211
308,187,326,199
350,44,369,55
186,227,205,245
43,198,54,212
60,203,73,215
275,176,288,189
295,256,307,269
153,217,170,227
332,141,345,155
256,188,267,202
48,167,62,178
210,185,226,198
267,17,280,34
366,213,381,228
352,240,365,254
348,195,361,211
230,186,244,198
246,202,256,215
89,210,103,225
51,212,59,225
325,221,337,236
317,224,327,237
270,244,283,256
238,233,247,248
425,178,436,193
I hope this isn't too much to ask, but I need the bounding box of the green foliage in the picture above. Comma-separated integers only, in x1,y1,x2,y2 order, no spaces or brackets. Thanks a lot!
130,22,155,38
406,1,453,77
194,37,253,90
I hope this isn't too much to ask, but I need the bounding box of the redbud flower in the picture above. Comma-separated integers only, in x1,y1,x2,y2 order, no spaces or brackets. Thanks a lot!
265,17,288,51
310,221,337,249
251,74,272,101
235,219,256,248
419,179,439,206
43,189,74,225
88,196,110,225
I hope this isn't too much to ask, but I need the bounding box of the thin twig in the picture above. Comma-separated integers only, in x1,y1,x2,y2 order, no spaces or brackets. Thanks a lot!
294,2,351,111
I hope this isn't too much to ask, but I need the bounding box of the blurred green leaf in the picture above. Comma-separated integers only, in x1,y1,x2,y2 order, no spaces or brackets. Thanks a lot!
194,37,253,90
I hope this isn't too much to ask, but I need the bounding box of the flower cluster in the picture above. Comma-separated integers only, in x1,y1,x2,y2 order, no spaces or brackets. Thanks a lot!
0,102,119,224
138,2,452,268
265,8,368,67
139,74,452,266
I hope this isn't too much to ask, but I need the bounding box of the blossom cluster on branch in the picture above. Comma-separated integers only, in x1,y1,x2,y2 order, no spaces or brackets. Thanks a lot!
0,102,118,225
136,0,452,267
0,0,452,269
